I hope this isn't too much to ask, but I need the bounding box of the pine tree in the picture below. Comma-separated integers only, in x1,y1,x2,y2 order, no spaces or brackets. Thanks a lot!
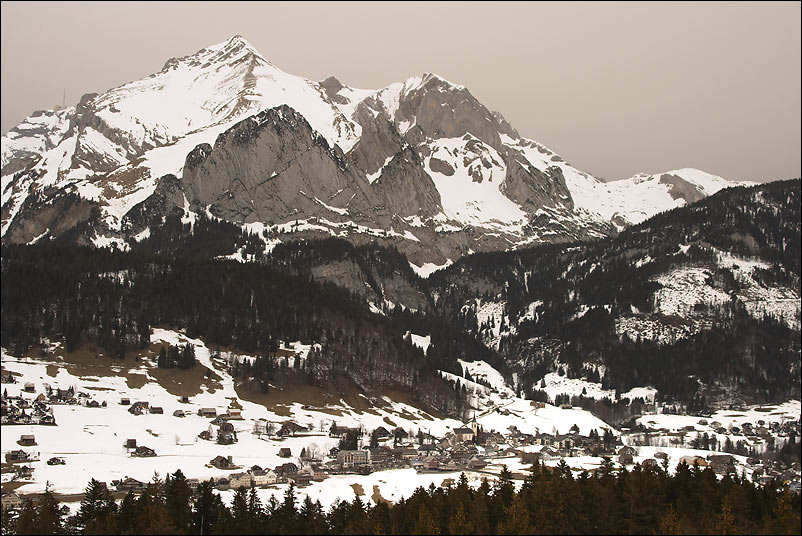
164,469,192,534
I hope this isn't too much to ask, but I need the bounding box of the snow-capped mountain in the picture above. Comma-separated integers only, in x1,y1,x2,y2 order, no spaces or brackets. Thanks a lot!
1,35,748,265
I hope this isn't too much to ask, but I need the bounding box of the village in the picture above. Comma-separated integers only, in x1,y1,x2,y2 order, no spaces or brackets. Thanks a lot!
2,374,800,513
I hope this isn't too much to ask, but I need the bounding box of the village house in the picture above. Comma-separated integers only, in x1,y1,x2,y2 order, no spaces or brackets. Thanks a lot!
120,397,130,405
680,455,708,467
210,455,234,469
423,456,440,470
229,472,252,490
214,478,230,491
467,456,488,470
337,449,368,468
217,422,237,444
251,468,277,487
113,477,145,492
47,457,66,465
1,492,22,511
132,446,156,457
393,427,410,442
275,462,299,480
226,408,243,420
124,438,137,449
149,406,163,414
15,466,33,479
173,409,186,418
707,454,736,474
278,422,307,437
330,424,361,438
198,408,217,418
23,382,35,393
18,434,36,446
453,427,475,443
5,450,30,463
179,395,190,403
373,426,392,439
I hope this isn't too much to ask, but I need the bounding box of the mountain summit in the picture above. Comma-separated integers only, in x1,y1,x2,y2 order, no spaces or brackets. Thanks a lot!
1,36,748,267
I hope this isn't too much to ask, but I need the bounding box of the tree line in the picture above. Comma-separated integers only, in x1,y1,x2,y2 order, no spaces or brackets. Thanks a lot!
3,461,800,534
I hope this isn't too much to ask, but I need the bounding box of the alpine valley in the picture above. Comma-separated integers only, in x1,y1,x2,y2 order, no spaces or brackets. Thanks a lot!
1,36,800,526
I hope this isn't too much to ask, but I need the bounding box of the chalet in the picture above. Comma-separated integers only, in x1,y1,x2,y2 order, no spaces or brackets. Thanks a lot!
278,422,306,437
467,456,488,469
173,410,186,418
642,458,658,469
210,455,233,469
23,382,35,393
423,457,440,470
124,439,137,449
149,406,164,414
198,408,217,418
411,457,425,470
442,458,459,471
393,427,409,441
453,427,475,443
618,453,634,465
310,465,327,481
294,468,313,486
16,466,33,478
531,401,546,408
114,477,145,492
418,444,438,455
132,446,156,457
215,478,230,491
373,426,392,439
217,422,237,444
559,403,573,409
47,457,66,465
0,372,16,384
198,429,213,441
18,434,36,446
229,472,252,490
278,447,292,458
337,450,368,468
226,408,243,420
179,396,190,403
539,447,560,460
275,463,298,478
617,446,637,457
679,455,708,467
707,454,736,474
128,401,149,415
394,447,418,460
120,397,130,405
1,492,22,511
5,450,30,462
330,424,361,438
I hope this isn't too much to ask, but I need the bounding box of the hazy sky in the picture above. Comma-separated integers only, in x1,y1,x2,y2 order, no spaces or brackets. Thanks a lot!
1,1,800,182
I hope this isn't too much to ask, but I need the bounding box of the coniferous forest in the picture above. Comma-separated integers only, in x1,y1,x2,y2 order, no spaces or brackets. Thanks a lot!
2,461,800,535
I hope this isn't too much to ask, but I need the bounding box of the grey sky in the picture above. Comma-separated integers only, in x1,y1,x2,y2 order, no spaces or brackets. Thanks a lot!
1,1,799,182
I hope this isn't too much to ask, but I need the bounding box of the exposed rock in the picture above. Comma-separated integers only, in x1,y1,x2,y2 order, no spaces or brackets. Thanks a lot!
181,105,378,224
371,148,442,218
